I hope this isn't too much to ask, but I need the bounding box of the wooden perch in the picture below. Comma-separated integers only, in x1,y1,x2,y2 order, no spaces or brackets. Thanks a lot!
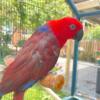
76,0,100,11
40,85,62,100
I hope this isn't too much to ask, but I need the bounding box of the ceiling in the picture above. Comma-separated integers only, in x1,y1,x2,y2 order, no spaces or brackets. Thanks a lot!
73,0,100,24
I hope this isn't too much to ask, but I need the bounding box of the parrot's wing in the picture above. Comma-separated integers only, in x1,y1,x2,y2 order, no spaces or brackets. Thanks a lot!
2,31,42,79
0,33,41,92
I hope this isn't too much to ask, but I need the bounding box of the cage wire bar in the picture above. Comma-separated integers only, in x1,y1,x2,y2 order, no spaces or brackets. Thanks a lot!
63,0,100,100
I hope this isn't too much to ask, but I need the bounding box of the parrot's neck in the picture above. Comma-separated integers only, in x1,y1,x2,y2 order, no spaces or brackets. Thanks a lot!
48,19,68,48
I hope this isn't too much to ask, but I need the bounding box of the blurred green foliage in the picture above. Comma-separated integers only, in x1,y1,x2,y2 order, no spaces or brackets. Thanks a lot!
3,34,11,44
0,45,12,58
18,39,26,47
0,0,71,33
84,25,100,40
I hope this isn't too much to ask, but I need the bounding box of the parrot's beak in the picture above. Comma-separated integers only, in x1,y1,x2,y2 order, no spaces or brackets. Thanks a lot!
74,29,83,41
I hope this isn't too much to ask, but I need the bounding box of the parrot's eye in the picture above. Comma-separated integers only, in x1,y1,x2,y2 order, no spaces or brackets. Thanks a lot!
70,24,76,30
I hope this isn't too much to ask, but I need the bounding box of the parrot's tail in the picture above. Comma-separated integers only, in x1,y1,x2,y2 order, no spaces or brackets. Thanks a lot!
0,87,25,100
13,90,25,100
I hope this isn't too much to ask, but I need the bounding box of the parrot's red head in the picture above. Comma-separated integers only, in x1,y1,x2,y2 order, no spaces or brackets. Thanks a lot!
48,17,83,48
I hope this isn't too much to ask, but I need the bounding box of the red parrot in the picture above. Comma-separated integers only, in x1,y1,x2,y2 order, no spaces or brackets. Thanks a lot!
0,17,83,100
